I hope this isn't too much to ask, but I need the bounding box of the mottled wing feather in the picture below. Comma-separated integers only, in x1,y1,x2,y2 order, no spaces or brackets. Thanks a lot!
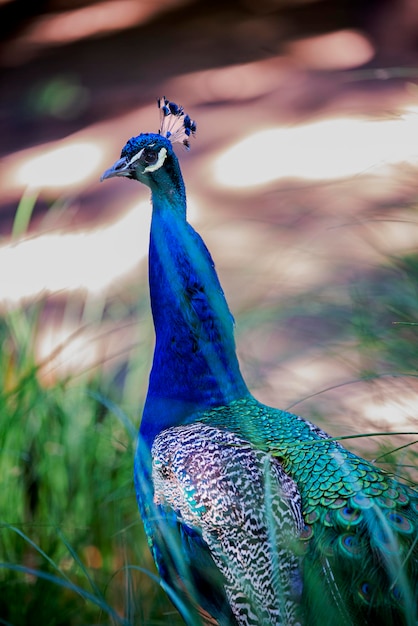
152,423,305,626
134,447,237,625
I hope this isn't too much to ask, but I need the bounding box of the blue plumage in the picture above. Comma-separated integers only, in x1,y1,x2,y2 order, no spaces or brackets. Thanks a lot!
101,99,417,626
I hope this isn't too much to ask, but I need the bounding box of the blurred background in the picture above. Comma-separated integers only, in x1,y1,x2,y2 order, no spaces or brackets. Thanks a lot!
1,0,418,624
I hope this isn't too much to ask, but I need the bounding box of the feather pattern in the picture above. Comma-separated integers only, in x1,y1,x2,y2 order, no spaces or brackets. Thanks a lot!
101,99,418,626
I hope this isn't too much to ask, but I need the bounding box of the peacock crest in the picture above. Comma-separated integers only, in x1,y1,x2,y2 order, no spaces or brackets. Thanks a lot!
158,96,197,149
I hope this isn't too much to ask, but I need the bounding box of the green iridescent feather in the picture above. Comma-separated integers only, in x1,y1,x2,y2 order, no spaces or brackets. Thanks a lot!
193,397,417,625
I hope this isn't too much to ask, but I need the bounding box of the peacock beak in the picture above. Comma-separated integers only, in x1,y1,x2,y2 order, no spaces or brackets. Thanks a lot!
100,157,131,181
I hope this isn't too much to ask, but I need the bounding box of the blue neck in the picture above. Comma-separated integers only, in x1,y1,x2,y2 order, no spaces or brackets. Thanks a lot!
140,187,248,445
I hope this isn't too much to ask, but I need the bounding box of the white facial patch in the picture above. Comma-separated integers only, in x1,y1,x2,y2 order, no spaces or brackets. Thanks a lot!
143,147,167,173
128,147,145,167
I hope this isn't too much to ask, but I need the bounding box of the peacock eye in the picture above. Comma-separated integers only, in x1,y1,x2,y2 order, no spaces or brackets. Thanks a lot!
142,148,158,165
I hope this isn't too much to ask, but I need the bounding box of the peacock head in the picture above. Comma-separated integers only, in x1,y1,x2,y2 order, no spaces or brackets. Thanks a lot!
101,97,196,190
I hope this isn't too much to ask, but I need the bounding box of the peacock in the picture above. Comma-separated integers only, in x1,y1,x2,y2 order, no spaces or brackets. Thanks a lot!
101,98,417,626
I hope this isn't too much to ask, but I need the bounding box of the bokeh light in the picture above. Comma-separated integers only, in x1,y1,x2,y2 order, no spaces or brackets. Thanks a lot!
286,29,374,70
0,196,199,306
15,141,103,189
214,106,418,188
0,201,149,305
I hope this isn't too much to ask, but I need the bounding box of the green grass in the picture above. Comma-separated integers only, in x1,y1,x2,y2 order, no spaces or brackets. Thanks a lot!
0,304,183,625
